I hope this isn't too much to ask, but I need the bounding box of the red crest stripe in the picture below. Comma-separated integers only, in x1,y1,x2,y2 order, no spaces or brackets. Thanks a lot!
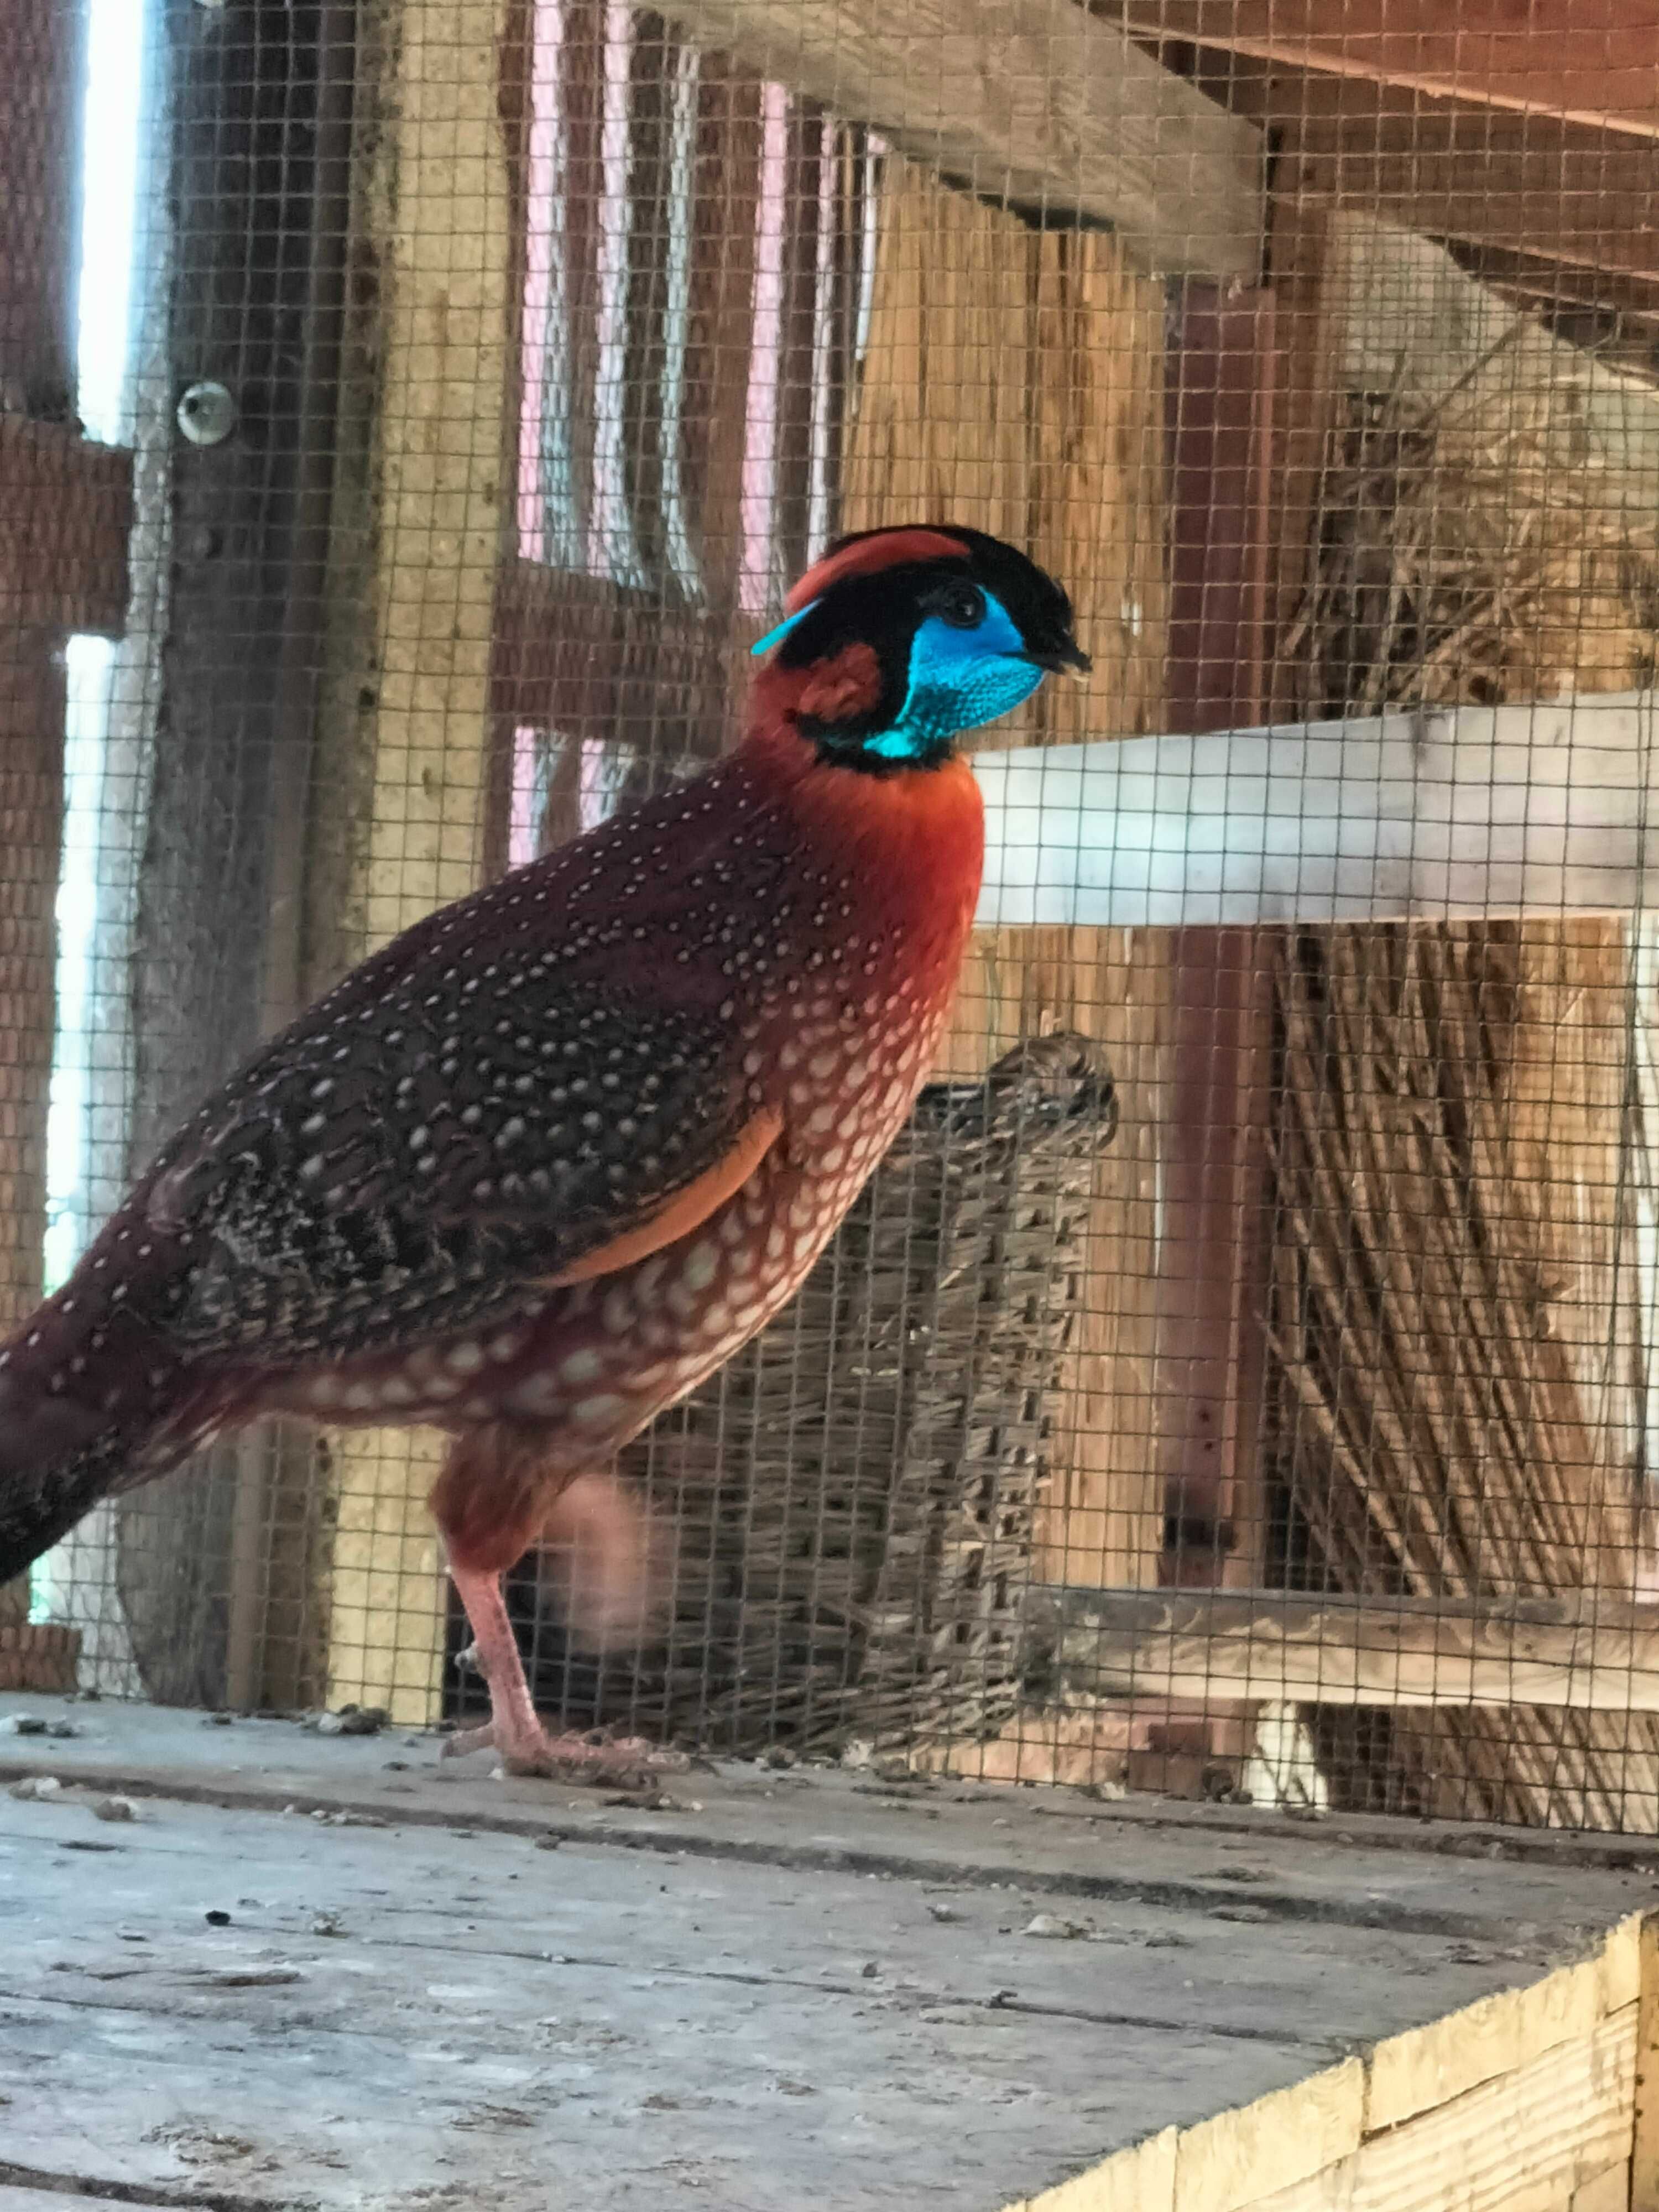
783,527,970,615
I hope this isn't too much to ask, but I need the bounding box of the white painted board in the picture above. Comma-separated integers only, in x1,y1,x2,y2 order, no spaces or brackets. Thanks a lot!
975,692,1659,927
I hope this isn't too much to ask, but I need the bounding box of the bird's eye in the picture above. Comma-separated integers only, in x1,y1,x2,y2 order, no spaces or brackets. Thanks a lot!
934,581,984,630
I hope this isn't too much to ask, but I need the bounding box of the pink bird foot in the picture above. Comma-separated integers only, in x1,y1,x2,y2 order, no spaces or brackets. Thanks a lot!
445,1559,686,1786
441,1713,686,1785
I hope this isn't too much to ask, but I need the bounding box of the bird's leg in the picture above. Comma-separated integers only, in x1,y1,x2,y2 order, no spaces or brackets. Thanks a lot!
442,1559,686,1785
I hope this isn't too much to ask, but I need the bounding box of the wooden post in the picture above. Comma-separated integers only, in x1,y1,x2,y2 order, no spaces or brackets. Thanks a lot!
315,0,518,1725
1145,283,1276,1785
1635,1915,1659,2212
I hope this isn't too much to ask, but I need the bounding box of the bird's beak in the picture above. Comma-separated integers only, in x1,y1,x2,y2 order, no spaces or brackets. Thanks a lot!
1026,637,1091,677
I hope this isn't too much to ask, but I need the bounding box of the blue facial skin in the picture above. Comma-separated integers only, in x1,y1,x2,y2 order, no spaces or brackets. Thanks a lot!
864,589,1044,761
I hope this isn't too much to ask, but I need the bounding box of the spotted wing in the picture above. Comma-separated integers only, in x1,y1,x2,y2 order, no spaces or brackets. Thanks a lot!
142,972,757,1365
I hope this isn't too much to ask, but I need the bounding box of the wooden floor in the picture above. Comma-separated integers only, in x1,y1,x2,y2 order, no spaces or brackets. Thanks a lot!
0,1698,1652,2210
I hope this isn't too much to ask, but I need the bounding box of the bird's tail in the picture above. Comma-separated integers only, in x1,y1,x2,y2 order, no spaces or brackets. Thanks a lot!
0,1264,197,1588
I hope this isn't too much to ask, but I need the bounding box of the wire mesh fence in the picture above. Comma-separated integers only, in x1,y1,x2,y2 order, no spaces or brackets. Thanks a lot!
4,0,1659,1829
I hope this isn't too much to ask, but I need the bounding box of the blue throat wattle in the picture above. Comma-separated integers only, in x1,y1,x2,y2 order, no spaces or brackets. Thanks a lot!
863,592,1044,761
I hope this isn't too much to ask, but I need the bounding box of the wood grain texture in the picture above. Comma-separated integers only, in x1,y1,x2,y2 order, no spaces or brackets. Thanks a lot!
1634,1914,1659,2212
1008,1916,1643,2212
1220,71,1659,286
839,164,1173,1646
1254,2008,1636,2212
0,1619,80,1692
650,0,1264,276
317,0,519,1724
1111,0,1659,139
1040,1585,1659,1712
0,420,131,637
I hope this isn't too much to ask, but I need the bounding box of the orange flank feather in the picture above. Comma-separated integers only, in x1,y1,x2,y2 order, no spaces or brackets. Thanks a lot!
537,1106,784,1291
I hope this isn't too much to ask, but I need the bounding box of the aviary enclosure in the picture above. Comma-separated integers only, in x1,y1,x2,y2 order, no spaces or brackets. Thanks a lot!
5,0,1659,1839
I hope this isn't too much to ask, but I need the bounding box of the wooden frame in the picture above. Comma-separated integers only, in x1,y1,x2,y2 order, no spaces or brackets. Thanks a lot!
975,693,1659,928
1111,1,1659,139
648,0,1265,277
1035,1585,1659,1712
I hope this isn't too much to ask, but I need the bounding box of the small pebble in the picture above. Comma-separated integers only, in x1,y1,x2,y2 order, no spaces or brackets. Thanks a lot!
859,1960,881,1979
315,1705,388,1738
10,1776,62,1802
205,1909,232,1927
534,1835,562,1852
1022,1913,1091,1940
311,1911,345,1938
92,1797,137,1823
926,1902,962,1923
9,1717,48,1737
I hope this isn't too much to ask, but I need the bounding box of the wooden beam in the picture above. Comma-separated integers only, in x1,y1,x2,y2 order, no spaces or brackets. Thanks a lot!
1112,1,1659,140
1214,66,1659,286
648,0,1264,278
0,418,132,637
1159,288,1276,1605
1034,1583,1659,1710
492,558,760,766
975,692,1659,927
316,0,518,1728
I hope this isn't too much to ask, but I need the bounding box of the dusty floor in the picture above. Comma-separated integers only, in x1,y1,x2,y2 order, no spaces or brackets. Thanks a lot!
1,1699,1654,2209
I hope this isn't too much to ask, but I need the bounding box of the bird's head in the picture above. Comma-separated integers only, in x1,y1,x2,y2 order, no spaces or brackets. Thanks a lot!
752,525,1088,774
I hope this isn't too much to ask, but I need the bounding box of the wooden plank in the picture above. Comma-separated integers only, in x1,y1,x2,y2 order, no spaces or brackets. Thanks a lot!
1438,239,1659,330
1036,1584,1659,1711
492,556,760,763
1367,1929,1640,2133
1635,1914,1659,2212
1294,90,1659,285
1172,2059,1365,2212
0,1619,79,1692
1006,1916,1642,2212
975,692,1659,928
649,0,1264,278
317,0,518,1727
1112,1,1659,140
1160,290,1276,1613
1201,59,1659,291
1262,2008,1637,2212
0,420,131,636
0,2,81,420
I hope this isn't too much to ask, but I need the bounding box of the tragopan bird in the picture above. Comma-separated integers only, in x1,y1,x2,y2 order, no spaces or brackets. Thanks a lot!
0,525,1087,1773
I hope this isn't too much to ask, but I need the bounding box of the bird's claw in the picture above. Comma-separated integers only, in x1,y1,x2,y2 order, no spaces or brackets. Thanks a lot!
442,1719,688,1788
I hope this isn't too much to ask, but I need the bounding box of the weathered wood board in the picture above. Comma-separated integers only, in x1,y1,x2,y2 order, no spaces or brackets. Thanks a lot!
0,1699,1655,2211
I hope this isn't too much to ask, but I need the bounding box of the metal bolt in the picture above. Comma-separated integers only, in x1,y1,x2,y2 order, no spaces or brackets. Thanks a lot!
176,380,236,446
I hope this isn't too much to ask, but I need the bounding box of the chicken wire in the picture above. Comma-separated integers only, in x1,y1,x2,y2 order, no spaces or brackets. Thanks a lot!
4,0,1659,1830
